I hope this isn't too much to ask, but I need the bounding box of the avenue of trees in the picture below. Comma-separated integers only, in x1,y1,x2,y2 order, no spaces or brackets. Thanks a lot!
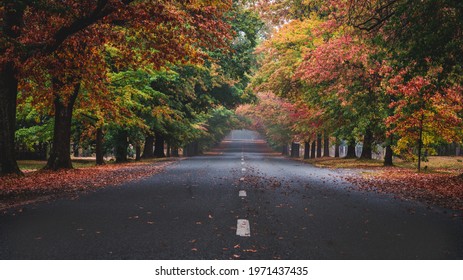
2,0,463,176
1,0,263,176
237,0,463,171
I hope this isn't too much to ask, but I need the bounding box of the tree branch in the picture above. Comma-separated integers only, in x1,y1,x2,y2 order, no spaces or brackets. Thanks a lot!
34,0,135,55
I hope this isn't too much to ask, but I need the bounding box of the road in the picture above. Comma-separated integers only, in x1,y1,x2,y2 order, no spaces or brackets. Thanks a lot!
1,130,462,259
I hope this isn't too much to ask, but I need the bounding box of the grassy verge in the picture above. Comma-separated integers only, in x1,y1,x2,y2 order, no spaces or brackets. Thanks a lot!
18,159,95,171
303,156,463,174
18,157,174,172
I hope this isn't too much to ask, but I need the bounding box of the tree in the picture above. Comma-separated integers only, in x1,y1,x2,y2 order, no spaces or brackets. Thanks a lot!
236,92,294,152
386,65,463,171
1,0,234,175
1,0,135,175
296,30,390,161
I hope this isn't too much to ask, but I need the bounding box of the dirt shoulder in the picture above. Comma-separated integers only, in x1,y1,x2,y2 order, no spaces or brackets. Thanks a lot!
0,159,176,211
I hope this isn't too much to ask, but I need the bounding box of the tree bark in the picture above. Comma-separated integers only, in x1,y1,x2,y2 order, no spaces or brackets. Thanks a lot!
171,146,179,157
360,127,373,159
384,145,393,166
142,134,154,158
135,143,141,161
0,3,25,174
183,144,190,157
304,141,310,159
311,140,316,159
335,138,340,158
166,142,171,157
95,127,105,165
154,130,166,158
316,134,322,158
45,81,80,170
115,129,128,163
291,142,300,158
345,139,357,158
323,132,330,157
417,113,424,172
0,62,22,175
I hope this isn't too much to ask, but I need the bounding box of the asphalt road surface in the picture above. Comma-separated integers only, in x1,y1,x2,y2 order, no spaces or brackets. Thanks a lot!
1,130,462,259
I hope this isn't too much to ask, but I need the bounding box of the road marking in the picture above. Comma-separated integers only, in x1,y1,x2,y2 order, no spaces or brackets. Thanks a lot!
239,190,247,197
241,168,246,172
241,162,245,165
236,219,251,237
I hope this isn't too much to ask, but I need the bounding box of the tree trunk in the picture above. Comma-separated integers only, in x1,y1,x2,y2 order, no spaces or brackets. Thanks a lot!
345,139,357,158
154,130,166,158
142,134,154,158
183,144,190,157
171,146,179,157
360,127,373,159
316,134,322,158
166,142,171,157
45,81,80,170
95,127,105,165
115,129,128,163
311,140,316,159
417,114,424,172
335,138,340,158
135,143,141,161
0,1,25,176
304,141,310,159
384,144,393,166
291,142,300,158
0,62,22,175
323,132,330,157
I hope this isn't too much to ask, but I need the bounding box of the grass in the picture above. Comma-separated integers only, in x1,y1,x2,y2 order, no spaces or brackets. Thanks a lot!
394,156,463,171
303,156,463,173
304,157,384,169
18,159,96,171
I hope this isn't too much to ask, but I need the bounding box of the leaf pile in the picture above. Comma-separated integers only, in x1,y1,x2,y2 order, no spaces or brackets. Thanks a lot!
345,168,463,211
0,160,174,210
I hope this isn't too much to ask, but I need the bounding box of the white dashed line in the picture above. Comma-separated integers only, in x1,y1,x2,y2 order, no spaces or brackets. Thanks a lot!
236,219,251,237
241,168,246,172
239,190,247,197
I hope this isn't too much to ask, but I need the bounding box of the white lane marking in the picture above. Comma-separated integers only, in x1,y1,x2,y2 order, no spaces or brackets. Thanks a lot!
241,162,245,165
236,219,251,237
239,190,247,197
241,168,246,172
